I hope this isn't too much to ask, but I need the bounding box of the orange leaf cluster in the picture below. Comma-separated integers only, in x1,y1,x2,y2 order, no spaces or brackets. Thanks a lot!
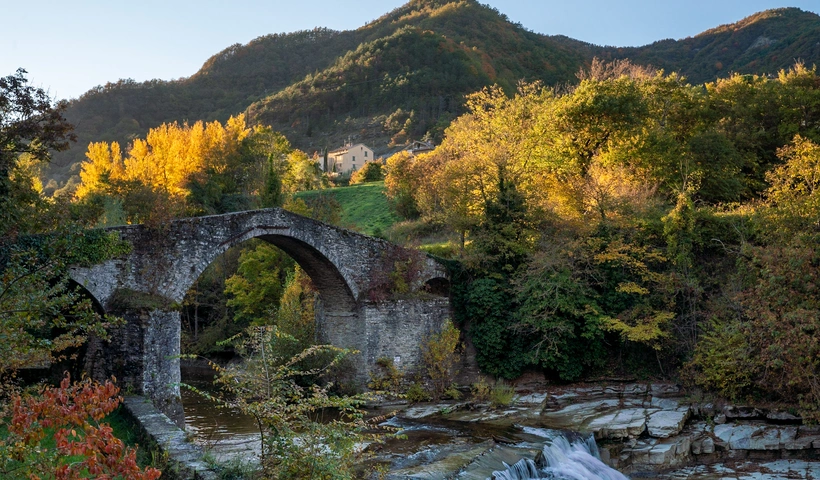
8,374,161,480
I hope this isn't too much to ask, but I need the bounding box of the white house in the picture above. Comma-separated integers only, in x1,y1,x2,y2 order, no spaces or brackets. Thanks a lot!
325,143,374,173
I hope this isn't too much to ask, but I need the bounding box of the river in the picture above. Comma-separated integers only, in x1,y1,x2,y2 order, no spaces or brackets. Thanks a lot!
180,369,820,479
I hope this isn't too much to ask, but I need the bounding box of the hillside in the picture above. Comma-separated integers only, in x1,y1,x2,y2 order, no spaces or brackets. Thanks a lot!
605,7,820,84
44,1,820,190
247,0,592,153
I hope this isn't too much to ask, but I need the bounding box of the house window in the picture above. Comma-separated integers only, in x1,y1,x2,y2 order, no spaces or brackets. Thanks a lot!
365,151,368,157
353,155,356,161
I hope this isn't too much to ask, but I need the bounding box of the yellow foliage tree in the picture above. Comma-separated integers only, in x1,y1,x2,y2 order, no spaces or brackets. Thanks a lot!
75,115,260,223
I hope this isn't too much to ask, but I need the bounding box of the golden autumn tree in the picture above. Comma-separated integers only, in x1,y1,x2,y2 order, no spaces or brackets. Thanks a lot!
74,115,285,224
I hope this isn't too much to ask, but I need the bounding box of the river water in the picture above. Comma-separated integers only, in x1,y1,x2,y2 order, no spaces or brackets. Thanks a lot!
180,374,262,464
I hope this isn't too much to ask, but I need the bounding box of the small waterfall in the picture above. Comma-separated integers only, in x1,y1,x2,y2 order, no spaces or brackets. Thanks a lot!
490,434,629,480
491,458,541,480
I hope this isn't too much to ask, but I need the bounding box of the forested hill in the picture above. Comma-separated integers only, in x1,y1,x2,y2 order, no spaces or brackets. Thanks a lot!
45,1,820,191
603,7,820,84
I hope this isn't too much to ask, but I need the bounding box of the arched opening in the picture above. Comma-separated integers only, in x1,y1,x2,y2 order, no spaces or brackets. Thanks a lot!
177,233,360,453
423,277,451,297
17,280,109,386
256,234,357,314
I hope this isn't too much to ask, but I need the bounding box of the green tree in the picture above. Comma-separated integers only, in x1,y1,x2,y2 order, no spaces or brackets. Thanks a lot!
0,70,130,380
515,245,606,381
1,69,75,235
383,151,420,219
224,243,294,326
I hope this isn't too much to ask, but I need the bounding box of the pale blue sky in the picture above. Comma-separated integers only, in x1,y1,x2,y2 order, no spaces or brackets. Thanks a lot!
2,1,818,101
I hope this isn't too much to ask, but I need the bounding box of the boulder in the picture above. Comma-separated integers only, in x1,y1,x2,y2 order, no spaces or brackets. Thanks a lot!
515,393,548,406
649,384,681,396
713,424,786,450
649,397,680,410
648,443,676,465
647,408,691,438
723,405,763,420
701,437,715,454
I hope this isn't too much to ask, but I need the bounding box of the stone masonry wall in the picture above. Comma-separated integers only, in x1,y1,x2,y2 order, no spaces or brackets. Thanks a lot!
361,298,452,375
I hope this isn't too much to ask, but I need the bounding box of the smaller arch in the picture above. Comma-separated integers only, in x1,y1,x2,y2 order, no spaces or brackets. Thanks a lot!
423,277,450,297
67,279,107,315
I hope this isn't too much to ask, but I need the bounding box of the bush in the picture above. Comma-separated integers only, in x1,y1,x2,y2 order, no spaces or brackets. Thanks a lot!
444,384,463,400
0,374,161,480
405,381,431,403
421,320,462,401
471,377,492,402
490,381,516,408
350,161,384,184
368,357,404,397
201,326,384,479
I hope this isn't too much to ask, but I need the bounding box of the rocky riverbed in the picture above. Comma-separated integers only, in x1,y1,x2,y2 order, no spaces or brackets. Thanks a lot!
181,380,820,479
363,382,820,479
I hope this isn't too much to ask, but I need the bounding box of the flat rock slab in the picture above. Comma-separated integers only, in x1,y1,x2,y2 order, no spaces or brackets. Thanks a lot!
647,408,690,438
515,393,548,405
626,436,691,467
711,424,820,451
403,405,448,420
714,424,776,450
455,444,542,480
540,399,622,429
586,408,655,439
385,441,495,480
653,459,820,479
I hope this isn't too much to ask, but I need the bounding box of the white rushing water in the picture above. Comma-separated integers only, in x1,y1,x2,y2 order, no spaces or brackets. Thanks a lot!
490,430,629,480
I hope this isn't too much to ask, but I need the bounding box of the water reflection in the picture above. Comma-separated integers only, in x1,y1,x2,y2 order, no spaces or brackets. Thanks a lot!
180,365,262,463
180,383,260,439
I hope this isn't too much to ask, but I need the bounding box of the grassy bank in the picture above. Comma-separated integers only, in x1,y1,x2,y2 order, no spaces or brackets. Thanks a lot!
296,181,399,236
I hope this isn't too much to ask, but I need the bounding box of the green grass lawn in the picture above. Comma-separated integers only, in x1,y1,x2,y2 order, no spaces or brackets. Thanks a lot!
296,181,400,236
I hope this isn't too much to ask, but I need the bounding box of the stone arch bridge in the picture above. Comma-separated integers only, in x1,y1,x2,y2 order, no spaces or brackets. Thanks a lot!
70,208,450,423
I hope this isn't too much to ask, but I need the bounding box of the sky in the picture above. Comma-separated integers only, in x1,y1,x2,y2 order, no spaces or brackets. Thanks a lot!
3,1,818,101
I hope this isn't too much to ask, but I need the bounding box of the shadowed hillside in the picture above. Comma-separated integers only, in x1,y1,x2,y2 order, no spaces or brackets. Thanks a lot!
604,7,820,84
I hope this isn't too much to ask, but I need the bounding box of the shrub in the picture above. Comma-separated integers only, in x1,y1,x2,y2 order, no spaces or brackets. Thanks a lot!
444,384,463,400
421,320,462,401
201,326,385,479
368,357,404,397
0,374,161,480
350,161,384,184
471,377,492,402
490,381,516,408
405,381,431,403
367,247,424,302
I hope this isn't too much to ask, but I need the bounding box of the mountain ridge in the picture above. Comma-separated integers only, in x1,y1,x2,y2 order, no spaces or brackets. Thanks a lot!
44,3,820,191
